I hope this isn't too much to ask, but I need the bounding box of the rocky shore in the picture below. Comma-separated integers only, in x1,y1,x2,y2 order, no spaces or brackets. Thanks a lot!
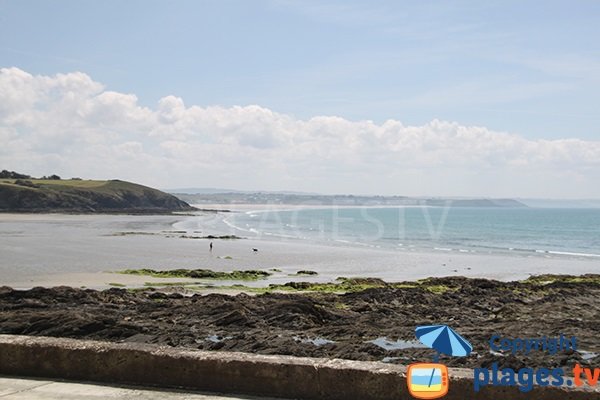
0,275,598,371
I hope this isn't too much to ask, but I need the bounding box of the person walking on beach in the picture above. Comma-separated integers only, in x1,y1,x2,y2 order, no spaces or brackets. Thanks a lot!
209,241,213,252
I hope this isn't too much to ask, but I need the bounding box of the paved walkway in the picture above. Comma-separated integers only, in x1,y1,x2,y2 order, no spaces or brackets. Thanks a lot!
0,376,277,400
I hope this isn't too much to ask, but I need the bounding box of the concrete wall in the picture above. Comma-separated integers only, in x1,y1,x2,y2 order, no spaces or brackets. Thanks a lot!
0,335,597,399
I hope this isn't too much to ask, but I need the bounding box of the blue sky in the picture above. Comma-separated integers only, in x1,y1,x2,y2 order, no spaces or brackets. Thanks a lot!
2,0,599,139
1,1,599,197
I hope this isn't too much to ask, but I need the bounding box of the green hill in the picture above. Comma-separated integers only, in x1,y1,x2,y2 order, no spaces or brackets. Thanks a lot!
0,177,195,213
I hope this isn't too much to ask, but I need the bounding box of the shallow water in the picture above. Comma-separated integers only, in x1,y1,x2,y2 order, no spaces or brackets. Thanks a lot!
1,212,599,287
226,207,600,259
205,335,233,343
293,336,335,346
367,337,427,351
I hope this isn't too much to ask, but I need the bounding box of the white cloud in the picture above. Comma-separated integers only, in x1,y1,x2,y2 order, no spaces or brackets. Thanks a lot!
1,67,599,198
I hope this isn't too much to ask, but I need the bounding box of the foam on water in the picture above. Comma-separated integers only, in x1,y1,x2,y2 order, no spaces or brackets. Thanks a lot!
226,207,600,260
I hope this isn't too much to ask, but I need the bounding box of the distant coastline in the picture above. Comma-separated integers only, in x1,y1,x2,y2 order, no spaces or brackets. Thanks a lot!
172,191,528,208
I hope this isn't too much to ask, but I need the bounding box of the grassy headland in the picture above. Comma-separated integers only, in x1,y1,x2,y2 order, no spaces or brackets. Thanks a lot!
0,173,195,213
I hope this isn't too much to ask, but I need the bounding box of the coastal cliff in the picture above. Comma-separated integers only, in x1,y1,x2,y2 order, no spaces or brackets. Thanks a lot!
0,174,195,213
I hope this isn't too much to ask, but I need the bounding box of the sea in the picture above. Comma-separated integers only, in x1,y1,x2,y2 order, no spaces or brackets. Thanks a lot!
2,207,599,286
224,207,600,259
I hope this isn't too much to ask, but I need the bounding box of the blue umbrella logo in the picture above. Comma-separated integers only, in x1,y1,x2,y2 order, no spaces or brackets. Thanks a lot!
416,324,473,362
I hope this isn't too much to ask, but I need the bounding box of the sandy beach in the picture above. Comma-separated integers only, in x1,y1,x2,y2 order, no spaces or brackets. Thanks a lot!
1,210,599,382
1,210,599,289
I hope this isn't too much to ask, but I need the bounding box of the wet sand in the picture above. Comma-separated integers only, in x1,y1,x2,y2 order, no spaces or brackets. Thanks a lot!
1,212,599,289
1,211,599,375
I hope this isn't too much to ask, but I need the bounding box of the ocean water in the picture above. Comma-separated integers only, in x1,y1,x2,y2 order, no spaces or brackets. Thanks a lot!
2,211,599,286
225,207,600,259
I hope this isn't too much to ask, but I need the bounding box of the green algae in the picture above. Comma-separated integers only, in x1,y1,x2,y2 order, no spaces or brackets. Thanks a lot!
522,274,600,285
119,268,272,281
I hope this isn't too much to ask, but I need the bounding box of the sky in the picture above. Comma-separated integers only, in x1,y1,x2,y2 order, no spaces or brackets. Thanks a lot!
1,0,599,197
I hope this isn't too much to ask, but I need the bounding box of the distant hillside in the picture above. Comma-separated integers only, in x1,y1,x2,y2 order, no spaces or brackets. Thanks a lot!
175,192,527,208
0,174,195,213
165,187,318,195
519,198,600,208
